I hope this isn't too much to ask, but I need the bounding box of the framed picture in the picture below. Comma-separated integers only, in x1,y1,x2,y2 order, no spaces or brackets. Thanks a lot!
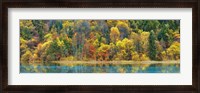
1,0,199,93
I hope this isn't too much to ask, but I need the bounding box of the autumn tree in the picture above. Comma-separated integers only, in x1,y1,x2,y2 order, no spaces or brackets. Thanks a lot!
166,42,180,60
99,21,110,44
20,20,180,63
121,38,133,60
129,32,140,52
109,43,117,60
116,21,130,39
110,27,120,43
62,20,74,38
72,20,90,60
140,32,150,54
106,20,118,28
97,43,110,61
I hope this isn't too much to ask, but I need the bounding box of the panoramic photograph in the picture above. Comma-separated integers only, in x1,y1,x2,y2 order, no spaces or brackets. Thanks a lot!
20,20,180,73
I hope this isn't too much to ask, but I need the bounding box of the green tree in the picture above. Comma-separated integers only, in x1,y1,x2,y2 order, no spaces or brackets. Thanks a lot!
20,20,35,40
157,24,170,48
148,30,156,60
32,20,45,41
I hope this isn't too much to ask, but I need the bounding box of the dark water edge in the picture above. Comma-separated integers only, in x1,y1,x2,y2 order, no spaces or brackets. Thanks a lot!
20,62,180,73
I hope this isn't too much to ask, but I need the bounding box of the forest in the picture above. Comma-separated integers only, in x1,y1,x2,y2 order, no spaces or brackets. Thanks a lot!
20,20,180,64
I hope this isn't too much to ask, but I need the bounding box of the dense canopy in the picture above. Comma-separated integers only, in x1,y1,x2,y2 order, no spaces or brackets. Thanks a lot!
20,20,180,63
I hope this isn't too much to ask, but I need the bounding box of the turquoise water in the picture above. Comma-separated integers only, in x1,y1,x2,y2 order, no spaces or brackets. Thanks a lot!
20,63,180,73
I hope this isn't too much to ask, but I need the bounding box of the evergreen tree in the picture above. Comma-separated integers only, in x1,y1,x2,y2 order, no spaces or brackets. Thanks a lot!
148,30,156,60
32,20,45,41
157,24,169,47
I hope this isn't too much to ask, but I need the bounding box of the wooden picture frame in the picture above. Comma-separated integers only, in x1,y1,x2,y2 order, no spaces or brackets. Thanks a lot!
1,0,199,93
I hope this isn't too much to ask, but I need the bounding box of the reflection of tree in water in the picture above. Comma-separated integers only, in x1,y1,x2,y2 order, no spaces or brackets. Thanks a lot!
20,62,180,73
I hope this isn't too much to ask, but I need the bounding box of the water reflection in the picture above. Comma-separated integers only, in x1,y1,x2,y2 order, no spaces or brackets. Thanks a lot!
20,62,180,73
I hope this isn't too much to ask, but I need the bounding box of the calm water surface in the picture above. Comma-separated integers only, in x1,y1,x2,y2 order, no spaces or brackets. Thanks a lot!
20,63,180,73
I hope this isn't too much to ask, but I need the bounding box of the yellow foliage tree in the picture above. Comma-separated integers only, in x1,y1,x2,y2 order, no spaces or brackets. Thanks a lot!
56,37,64,47
110,27,120,43
20,20,34,30
20,37,28,56
129,32,140,52
140,32,150,53
115,38,133,60
97,43,110,61
122,38,133,50
107,20,118,27
116,40,125,50
21,50,32,63
140,54,150,61
131,52,140,61
116,21,130,39
131,52,149,61
166,42,180,60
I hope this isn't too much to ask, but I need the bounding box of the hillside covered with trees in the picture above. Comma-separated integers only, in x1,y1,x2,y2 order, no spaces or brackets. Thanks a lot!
20,20,180,64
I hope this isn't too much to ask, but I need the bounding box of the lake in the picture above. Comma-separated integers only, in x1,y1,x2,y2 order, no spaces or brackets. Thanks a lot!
20,62,180,73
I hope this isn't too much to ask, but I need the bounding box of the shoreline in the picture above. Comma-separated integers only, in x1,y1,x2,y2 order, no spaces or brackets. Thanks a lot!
22,61,180,66
51,61,180,65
